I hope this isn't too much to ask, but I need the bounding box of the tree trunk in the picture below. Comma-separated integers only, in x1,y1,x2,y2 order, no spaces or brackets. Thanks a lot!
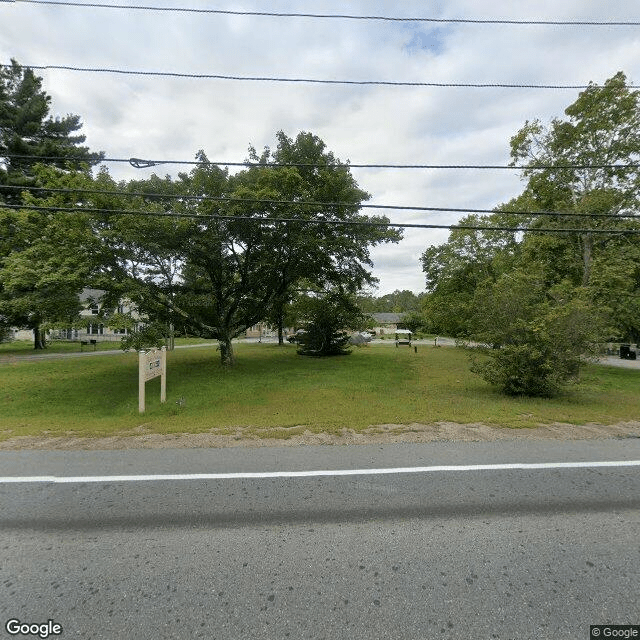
218,334,235,367
582,233,592,286
33,326,46,350
277,310,284,345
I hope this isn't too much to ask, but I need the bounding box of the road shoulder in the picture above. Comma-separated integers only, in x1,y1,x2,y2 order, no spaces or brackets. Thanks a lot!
1,420,639,450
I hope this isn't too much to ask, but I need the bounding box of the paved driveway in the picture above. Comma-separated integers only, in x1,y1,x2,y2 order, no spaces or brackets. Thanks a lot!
2,339,640,369
596,354,640,369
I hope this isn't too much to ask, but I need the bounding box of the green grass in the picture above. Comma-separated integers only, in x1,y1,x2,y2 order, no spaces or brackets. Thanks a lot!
0,337,214,356
1,342,639,440
0,339,121,355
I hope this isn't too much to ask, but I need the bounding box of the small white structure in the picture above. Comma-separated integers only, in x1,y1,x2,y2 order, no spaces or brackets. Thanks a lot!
395,329,412,347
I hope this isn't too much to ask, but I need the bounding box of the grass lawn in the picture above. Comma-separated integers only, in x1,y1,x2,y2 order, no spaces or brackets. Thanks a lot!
1,342,639,440
0,337,213,356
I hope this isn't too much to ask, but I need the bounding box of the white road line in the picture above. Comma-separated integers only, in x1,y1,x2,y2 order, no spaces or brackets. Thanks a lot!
0,460,639,483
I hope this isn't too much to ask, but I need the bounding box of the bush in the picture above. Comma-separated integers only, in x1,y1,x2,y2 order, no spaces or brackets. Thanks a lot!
469,273,602,397
471,339,580,398
296,292,365,357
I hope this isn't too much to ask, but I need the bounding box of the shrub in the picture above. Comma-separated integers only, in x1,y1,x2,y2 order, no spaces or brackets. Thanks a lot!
296,292,365,357
469,273,602,397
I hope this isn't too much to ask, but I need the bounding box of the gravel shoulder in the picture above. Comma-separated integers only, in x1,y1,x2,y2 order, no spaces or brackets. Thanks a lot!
2,421,640,450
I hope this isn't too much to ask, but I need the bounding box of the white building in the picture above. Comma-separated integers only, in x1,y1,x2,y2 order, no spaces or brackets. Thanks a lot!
11,288,142,342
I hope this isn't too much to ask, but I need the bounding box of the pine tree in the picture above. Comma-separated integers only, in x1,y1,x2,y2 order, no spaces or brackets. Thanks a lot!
0,59,102,201
0,61,104,347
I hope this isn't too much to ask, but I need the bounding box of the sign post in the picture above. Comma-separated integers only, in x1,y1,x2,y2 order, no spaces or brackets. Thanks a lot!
139,346,167,413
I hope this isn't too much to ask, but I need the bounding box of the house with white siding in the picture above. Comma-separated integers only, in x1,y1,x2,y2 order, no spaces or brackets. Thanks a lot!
11,288,142,342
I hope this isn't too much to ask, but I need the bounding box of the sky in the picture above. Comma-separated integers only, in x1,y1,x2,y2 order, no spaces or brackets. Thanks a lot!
2,0,640,295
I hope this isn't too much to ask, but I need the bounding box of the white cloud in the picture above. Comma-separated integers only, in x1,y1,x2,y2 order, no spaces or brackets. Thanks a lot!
2,0,639,294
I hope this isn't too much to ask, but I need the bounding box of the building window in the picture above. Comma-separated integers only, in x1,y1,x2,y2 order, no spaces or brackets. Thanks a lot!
88,324,104,335
89,303,99,315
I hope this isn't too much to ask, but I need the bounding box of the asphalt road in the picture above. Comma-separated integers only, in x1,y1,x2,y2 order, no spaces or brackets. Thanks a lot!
1,439,639,639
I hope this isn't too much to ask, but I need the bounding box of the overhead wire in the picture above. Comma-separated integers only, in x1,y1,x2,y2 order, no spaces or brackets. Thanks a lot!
3,154,639,171
2,202,639,235
10,1,640,26
4,2,639,293
0,35,636,233
3,64,633,89
1,184,638,220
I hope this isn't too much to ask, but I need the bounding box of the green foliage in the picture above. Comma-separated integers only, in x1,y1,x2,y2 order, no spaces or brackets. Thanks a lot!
419,214,520,336
0,59,102,199
0,62,104,348
120,323,167,351
509,71,640,335
420,71,640,401
472,344,568,398
0,323,13,343
469,272,603,397
295,292,365,357
0,166,105,347
402,310,430,335
101,132,400,365
357,289,426,313
1,69,401,362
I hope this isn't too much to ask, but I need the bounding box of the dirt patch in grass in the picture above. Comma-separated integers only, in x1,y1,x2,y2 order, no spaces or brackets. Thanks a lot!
2,421,640,450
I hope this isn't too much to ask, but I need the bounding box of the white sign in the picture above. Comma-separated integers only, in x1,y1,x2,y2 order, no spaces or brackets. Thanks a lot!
139,347,166,413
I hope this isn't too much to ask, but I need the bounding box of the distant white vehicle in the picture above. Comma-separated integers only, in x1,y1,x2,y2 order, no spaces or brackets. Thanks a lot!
349,332,373,345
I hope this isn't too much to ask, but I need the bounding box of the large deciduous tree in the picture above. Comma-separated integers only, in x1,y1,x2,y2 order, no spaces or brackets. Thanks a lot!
234,132,400,343
0,166,107,348
101,132,401,365
420,214,520,337
510,71,640,292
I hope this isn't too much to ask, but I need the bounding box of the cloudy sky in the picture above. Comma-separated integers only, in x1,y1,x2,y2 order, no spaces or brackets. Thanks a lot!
2,0,640,294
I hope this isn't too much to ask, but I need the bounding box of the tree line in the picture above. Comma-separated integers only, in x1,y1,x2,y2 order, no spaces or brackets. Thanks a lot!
3,60,639,395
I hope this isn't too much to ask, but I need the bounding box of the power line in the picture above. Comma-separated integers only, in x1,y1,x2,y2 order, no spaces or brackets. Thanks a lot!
5,64,630,90
4,154,639,171
2,202,639,234
2,183,639,219
11,1,640,26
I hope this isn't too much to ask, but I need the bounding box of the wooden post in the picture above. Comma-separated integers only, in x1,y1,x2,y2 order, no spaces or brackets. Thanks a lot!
138,349,146,413
160,346,166,403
